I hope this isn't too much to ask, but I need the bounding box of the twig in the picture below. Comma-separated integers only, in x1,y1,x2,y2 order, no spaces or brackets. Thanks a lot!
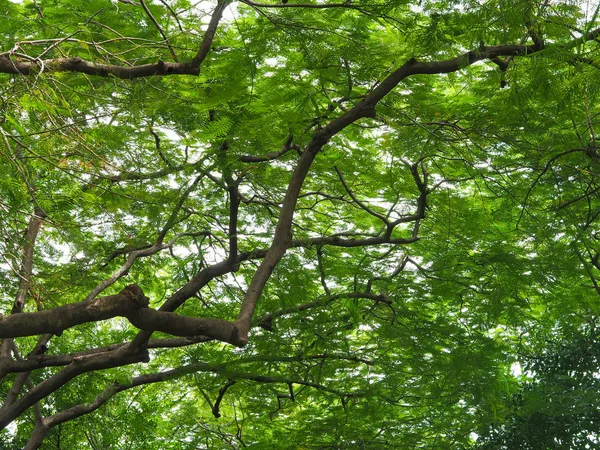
139,0,178,62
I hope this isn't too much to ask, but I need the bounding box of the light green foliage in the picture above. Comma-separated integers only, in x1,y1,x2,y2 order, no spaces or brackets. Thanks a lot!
1,0,600,448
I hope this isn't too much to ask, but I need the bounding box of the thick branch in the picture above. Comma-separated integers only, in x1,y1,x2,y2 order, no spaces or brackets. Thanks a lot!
0,336,212,374
128,309,242,345
0,285,146,338
0,0,230,78
0,346,148,430
127,249,267,351
0,56,200,78
235,137,325,338
0,284,244,346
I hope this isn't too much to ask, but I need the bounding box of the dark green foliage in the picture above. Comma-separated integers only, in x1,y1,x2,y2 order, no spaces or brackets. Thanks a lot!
475,326,600,449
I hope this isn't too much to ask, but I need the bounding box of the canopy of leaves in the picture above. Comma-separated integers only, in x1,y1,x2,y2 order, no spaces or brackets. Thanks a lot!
1,0,600,448
475,323,600,449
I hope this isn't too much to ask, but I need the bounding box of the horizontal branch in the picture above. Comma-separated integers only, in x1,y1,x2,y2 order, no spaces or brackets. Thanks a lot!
0,56,200,78
0,336,212,374
0,284,244,346
0,0,229,79
240,0,357,8
0,285,148,338
298,234,419,248
257,291,390,331
239,135,300,163
0,253,271,377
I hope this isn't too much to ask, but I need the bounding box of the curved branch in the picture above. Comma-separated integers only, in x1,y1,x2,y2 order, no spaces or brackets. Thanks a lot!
239,135,299,163
0,0,230,78
0,335,212,374
212,379,236,418
157,173,205,244
0,284,244,346
0,346,148,430
334,166,389,225
126,249,267,351
192,0,230,66
516,147,588,228
240,0,362,9
23,353,367,448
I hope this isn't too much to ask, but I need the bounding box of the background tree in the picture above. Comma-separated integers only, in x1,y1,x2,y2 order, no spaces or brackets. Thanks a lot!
0,0,599,448
475,323,600,449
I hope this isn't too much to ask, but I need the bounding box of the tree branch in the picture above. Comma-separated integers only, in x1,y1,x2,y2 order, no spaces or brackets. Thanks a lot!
334,166,389,225
240,0,361,9
212,379,236,418
23,353,367,448
0,284,244,346
0,0,230,78
0,56,200,78
139,0,178,62
0,346,148,430
239,134,299,163
0,207,46,358
235,31,561,339
0,335,212,375
257,291,390,331
192,0,230,66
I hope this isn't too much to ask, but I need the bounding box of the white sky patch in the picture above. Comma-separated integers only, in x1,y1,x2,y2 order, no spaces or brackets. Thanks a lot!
5,421,17,437
510,362,522,377
53,241,74,265
264,57,283,67
155,125,181,142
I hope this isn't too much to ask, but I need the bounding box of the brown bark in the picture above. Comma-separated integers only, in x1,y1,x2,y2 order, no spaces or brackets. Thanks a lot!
0,346,148,430
0,0,229,79
0,284,244,346
0,208,46,359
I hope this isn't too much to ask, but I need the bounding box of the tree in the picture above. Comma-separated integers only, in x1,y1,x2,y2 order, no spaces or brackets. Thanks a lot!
0,0,599,447
475,323,600,449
